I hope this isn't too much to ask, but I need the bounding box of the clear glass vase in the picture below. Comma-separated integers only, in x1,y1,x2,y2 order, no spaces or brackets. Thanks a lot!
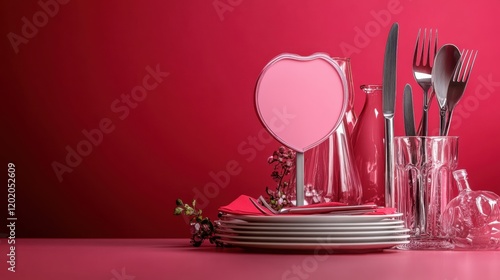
333,57,357,134
332,57,361,205
352,85,385,206
288,57,362,205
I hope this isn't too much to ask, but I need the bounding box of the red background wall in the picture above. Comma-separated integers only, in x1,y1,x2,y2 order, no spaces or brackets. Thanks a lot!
2,0,500,238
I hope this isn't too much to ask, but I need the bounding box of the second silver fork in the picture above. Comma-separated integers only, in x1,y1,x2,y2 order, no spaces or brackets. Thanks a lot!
443,49,478,135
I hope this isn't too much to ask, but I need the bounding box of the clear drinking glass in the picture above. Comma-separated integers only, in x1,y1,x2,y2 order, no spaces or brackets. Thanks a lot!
394,136,459,249
303,136,336,204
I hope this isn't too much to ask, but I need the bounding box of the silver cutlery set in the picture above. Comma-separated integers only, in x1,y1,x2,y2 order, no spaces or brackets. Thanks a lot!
383,23,480,249
404,27,477,138
383,23,477,197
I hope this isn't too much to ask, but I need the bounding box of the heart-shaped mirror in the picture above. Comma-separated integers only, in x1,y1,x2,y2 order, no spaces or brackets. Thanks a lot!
255,53,348,205
255,53,347,153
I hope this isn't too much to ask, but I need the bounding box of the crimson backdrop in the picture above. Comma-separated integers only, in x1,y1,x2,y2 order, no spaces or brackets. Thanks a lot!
2,0,500,238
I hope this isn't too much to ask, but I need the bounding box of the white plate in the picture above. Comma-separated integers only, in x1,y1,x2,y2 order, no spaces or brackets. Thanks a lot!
216,233,410,243
220,240,410,251
219,224,405,232
223,213,402,223
219,219,404,227
216,228,410,237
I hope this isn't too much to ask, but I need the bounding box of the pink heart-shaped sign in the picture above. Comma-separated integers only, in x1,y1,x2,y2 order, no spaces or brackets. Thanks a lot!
255,53,347,152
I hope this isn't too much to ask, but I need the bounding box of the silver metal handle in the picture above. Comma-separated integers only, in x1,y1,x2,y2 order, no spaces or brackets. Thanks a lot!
295,152,304,206
385,117,395,208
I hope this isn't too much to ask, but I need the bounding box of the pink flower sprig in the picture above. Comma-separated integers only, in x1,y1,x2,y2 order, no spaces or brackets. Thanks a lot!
174,146,296,246
265,146,296,211
174,199,223,247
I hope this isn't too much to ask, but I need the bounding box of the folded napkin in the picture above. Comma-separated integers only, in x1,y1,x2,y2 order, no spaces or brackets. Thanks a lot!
218,195,272,216
218,195,395,216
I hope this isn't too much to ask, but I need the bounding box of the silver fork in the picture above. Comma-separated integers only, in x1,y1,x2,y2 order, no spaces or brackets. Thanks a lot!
443,49,478,135
412,28,438,136
248,196,277,215
412,29,437,234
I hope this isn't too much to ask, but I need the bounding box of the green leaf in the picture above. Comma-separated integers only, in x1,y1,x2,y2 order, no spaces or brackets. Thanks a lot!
176,199,184,207
174,207,184,215
185,206,194,215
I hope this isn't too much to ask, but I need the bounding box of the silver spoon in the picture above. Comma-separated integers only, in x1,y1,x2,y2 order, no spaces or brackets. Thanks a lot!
431,44,460,135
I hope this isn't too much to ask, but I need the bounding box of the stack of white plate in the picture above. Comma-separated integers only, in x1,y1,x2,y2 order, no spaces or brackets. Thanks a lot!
216,213,409,251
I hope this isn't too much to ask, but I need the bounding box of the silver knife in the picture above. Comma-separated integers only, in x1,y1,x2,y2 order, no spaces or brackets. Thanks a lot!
403,84,423,234
403,84,416,136
383,23,398,208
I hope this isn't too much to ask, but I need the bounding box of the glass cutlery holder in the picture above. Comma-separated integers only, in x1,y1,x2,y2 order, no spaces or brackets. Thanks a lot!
394,136,459,250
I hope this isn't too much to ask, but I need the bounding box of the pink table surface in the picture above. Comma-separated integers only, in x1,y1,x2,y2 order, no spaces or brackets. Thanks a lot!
1,238,500,280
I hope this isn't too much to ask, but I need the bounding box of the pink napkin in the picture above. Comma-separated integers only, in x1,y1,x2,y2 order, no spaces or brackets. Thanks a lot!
218,195,398,216
218,195,272,216
218,195,348,216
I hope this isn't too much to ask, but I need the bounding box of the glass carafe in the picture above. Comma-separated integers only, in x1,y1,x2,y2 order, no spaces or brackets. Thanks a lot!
352,85,385,206
441,169,500,249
